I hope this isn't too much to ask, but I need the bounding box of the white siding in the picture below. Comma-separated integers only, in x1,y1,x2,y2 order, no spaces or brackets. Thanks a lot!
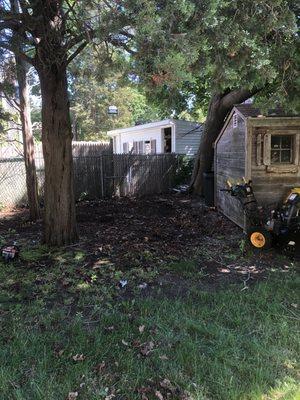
174,120,202,155
114,127,166,153
110,119,203,155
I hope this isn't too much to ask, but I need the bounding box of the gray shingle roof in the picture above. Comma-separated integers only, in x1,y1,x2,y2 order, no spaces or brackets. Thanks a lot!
234,104,297,118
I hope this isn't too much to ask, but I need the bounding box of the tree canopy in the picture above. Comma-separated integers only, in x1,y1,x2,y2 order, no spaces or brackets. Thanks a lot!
123,0,299,192
129,0,299,113
69,44,165,140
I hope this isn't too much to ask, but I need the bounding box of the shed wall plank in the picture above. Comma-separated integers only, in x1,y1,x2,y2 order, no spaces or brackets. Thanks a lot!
215,113,246,228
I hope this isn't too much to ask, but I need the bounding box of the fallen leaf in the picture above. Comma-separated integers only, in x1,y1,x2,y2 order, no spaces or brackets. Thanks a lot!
159,378,178,395
72,354,85,362
105,326,115,332
122,339,129,346
160,379,173,390
67,392,78,400
138,283,148,290
137,386,151,397
54,348,64,357
159,354,169,360
139,325,145,334
105,394,115,400
140,341,154,356
155,390,164,400
94,361,106,374
179,391,190,400
132,339,141,348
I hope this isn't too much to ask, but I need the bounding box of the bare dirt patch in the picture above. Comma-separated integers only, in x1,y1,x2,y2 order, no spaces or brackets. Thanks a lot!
0,194,294,294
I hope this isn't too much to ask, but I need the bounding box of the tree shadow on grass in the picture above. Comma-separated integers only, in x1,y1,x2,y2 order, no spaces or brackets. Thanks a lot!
0,242,298,399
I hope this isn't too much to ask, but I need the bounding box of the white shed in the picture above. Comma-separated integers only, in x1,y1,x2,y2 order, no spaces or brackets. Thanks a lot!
107,119,202,155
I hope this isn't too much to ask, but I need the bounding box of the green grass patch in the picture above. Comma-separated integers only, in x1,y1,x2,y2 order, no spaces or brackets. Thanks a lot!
0,257,299,399
163,259,207,280
20,245,50,262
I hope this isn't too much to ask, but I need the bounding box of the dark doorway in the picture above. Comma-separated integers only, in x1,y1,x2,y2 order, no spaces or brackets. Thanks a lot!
163,127,172,153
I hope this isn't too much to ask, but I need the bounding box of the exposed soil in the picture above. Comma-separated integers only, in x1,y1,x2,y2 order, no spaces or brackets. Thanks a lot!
0,194,295,295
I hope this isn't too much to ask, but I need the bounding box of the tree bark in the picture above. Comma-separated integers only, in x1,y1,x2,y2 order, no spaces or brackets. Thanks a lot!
15,56,40,221
38,66,78,245
190,88,259,194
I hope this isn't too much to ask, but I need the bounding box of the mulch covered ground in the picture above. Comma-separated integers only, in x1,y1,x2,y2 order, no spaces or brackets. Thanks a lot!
0,194,292,293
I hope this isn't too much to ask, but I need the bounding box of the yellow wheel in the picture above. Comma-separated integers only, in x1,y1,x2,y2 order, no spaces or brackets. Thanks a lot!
250,232,266,248
247,227,272,250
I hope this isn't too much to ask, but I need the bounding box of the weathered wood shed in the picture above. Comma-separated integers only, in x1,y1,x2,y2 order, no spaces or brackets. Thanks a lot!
214,104,300,229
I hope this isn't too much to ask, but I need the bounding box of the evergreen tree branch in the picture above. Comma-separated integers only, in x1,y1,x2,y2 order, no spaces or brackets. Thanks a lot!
66,40,88,65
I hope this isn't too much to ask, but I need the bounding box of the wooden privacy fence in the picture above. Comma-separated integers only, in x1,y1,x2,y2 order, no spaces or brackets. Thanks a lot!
0,152,188,206
73,153,181,199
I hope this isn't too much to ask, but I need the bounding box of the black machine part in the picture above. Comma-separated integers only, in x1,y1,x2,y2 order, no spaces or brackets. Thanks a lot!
221,180,300,255
220,180,263,227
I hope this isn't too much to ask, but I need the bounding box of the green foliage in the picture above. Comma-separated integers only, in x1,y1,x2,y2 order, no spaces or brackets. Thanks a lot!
20,245,49,262
69,45,165,140
0,105,11,141
174,155,195,185
130,0,300,113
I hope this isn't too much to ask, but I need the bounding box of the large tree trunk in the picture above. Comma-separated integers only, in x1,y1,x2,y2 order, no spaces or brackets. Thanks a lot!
38,66,78,246
15,57,40,221
190,88,258,194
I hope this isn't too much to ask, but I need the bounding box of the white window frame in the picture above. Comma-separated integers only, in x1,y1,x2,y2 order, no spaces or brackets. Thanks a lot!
263,130,300,171
270,134,294,164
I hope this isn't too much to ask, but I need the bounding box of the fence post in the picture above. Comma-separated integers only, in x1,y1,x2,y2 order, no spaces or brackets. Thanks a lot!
100,154,104,198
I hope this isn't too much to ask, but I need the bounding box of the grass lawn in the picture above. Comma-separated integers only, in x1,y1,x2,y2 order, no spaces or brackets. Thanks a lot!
0,197,299,399
0,247,299,400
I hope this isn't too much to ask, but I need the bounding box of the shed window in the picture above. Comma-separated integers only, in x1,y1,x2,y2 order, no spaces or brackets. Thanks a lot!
133,141,144,154
150,139,156,154
123,142,129,153
271,135,293,164
138,141,144,154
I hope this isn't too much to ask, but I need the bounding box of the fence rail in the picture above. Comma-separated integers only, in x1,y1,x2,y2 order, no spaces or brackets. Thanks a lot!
0,152,189,206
